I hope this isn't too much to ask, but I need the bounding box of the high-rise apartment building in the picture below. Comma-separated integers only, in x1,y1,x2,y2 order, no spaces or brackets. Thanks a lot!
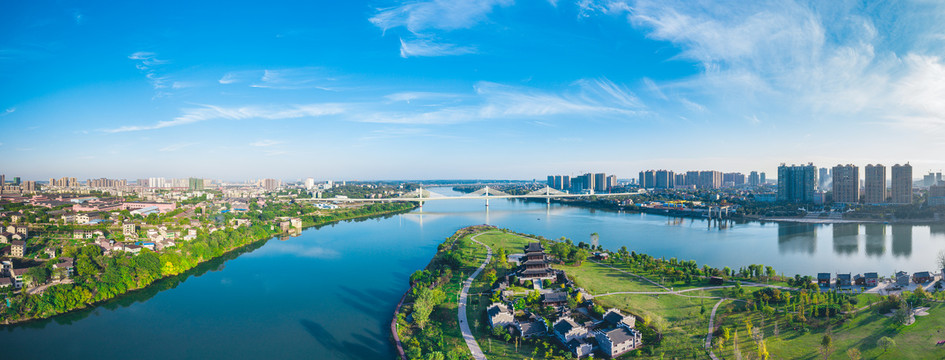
675,173,687,187
606,175,616,190
818,168,831,191
655,170,674,189
748,171,760,186
638,170,656,189
777,163,817,202
864,164,886,204
261,178,281,191
697,171,722,189
832,164,860,204
188,177,205,191
891,163,913,204
686,171,700,187
594,173,607,192
760,172,766,185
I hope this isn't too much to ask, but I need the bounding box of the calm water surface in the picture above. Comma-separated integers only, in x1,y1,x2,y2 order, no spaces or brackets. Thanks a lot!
2,187,944,359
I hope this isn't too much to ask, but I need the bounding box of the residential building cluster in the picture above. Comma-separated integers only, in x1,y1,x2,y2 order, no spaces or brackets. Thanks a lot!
777,163,914,205
638,169,765,190
547,173,617,194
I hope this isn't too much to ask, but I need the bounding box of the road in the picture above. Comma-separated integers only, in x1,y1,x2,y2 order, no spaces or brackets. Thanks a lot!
458,233,493,360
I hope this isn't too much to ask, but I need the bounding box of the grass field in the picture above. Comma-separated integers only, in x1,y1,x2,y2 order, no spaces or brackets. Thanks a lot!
714,301,945,359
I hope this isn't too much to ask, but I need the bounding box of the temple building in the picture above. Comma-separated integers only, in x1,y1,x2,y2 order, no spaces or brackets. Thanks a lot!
519,242,555,281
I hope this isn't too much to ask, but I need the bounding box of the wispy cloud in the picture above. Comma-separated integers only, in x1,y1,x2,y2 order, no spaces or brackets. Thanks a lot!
360,77,646,124
580,0,945,133
399,38,475,58
385,91,458,103
1,108,14,116
249,139,285,147
371,0,511,57
160,142,197,152
219,67,337,90
370,0,513,33
128,51,170,90
104,103,345,133
73,10,85,25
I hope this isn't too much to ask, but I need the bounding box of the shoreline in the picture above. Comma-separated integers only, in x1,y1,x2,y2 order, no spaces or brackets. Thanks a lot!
1,202,418,326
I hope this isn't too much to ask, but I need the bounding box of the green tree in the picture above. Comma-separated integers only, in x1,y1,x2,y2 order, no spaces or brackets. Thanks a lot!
877,336,896,353
820,334,832,360
846,347,861,360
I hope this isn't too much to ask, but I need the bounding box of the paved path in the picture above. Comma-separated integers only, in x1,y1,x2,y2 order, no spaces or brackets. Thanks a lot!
705,299,727,360
458,233,493,360
391,292,408,360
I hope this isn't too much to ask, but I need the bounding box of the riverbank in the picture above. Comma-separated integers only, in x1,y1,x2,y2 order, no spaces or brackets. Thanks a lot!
1,202,417,325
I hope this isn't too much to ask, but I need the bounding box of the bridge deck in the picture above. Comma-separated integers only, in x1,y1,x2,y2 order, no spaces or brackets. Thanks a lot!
297,192,642,202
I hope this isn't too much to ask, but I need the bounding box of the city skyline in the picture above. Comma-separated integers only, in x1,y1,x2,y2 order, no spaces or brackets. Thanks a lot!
3,1,945,179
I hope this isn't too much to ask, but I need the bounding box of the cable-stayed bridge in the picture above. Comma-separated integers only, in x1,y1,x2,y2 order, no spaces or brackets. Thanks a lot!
297,186,645,207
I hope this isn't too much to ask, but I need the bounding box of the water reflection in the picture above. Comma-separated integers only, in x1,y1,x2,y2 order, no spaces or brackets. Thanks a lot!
832,223,859,255
864,224,886,256
778,223,817,254
892,225,913,257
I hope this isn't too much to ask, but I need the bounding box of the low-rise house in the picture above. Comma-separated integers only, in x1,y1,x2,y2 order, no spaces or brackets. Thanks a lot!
914,271,933,284
0,277,11,289
183,229,197,241
836,273,852,288
10,268,28,288
122,244,142,254
603,308,636,328
123,222,137,238
514,314,547,339
10,240,25,257
6,225,28,237
595,325,643,358
817,273,831,287
52,258,74,279
854,274,865,286
896,271,910,287
543,291,569,308
44,248,56,258
864,272,879,287
553,317,588,344
487,303,515,329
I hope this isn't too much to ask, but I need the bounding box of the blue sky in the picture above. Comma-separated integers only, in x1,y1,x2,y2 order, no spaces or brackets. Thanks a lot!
2,0,945,181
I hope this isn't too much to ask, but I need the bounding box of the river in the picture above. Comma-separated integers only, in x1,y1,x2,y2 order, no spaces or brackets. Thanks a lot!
2,187,944,359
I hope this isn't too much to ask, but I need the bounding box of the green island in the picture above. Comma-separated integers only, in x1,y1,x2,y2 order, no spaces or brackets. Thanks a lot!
0,197,415,324
396,226,945,359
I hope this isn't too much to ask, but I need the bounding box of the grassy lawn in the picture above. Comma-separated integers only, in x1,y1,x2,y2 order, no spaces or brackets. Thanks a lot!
592,291,730,359
714,302,945,359
554,261,666,294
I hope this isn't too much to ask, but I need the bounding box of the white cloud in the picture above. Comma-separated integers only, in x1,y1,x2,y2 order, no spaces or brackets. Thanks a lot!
361,77,645,124
385,91,457,103
129,51,170,90
1,108,14,116
160,143,197,152
371,0,512,58
220,68,336,90
250,139,285,147
105,103,345,133
370,0,513,33
580,0,945,135
399,38,475,58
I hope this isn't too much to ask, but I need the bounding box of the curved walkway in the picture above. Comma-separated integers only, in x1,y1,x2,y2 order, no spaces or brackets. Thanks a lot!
458,233,493,360
705,298,728,360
